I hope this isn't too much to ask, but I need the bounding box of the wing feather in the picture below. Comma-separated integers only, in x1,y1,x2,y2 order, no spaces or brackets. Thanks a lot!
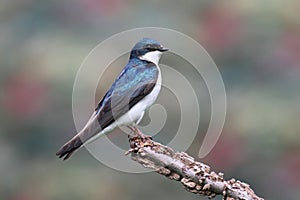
96,61,158,130
56,61,159,160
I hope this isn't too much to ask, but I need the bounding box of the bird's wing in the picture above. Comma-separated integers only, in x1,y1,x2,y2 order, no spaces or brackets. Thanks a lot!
95,61,159,130
56,61,159,160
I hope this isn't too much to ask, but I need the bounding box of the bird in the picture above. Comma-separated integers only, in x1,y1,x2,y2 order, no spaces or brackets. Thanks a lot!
56,38,168,160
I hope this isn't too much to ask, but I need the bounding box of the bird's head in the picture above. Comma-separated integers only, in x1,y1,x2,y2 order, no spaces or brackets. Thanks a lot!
130,38,168,65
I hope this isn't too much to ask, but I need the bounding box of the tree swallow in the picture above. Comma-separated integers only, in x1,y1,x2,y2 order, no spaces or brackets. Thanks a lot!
56,38,168,160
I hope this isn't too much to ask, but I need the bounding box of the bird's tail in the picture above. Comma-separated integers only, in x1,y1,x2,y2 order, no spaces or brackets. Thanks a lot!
56,136,83,160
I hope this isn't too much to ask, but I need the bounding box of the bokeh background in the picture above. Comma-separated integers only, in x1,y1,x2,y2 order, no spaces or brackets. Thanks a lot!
1,0,300,199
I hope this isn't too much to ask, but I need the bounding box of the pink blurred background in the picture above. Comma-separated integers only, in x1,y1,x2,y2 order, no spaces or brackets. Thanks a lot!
1,1,300,199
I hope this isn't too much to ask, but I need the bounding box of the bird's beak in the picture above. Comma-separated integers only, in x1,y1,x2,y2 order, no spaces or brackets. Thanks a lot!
159,46,169,52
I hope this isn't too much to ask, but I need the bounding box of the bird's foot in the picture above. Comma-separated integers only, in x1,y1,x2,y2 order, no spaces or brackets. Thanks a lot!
126,129,154,156
127,125,152,141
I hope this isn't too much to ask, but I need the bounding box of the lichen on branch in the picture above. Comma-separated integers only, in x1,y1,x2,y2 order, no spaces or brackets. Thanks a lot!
127,136,263,200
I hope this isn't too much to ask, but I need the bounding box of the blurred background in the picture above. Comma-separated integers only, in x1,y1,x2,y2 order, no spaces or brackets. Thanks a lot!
1,0,300,199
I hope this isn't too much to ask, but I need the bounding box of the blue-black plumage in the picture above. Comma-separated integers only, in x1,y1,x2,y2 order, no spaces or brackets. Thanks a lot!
56,38,168,160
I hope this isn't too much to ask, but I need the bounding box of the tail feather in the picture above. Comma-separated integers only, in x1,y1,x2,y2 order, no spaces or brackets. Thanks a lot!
56,136,83,160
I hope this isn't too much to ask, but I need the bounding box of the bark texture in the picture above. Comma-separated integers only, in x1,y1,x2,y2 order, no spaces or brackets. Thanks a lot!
128,137,263,200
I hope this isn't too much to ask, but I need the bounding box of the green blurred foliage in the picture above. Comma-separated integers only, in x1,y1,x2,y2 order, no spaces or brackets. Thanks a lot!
1,0,300,199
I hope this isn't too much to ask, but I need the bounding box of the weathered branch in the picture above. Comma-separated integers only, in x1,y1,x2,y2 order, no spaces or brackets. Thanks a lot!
127,136,263,200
